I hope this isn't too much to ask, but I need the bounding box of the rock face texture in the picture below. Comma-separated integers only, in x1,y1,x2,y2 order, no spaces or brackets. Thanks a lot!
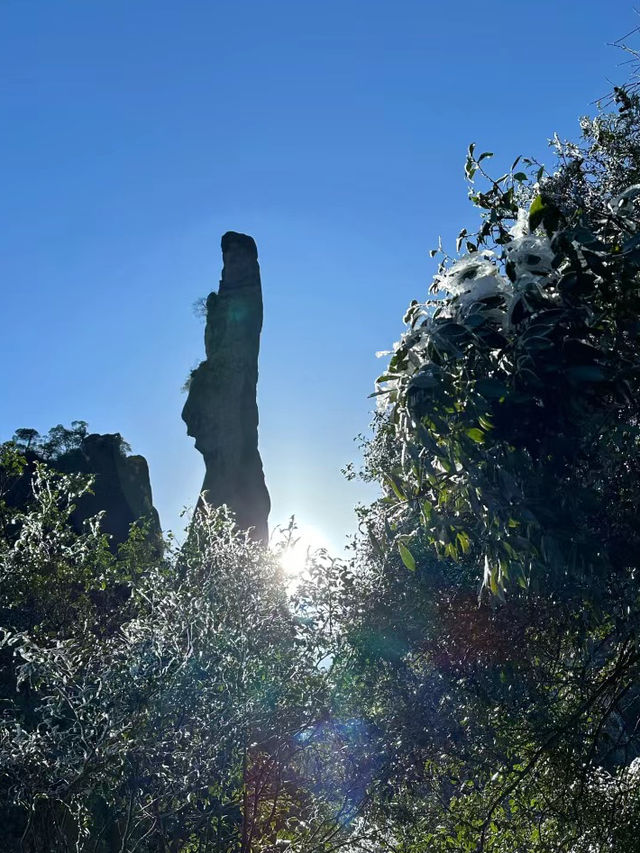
57,433,161,548
182,232,270,542
5,431,161,551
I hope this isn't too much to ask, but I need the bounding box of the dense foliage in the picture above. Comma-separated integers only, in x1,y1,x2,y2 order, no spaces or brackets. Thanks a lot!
0,451,365,852
4,92,640,853
344,90,640,850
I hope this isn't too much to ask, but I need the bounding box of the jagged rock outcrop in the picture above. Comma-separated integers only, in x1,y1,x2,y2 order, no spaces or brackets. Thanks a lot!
182,231,270,542
5,429,161,551
56,433,161,548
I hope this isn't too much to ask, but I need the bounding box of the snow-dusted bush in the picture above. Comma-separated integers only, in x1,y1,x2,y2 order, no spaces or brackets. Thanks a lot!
0,459,357,852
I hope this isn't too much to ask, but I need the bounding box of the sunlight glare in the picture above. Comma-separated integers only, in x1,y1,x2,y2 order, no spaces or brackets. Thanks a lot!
278,523,332,579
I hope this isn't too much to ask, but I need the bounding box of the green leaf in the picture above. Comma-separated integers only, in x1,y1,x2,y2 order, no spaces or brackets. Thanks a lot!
385,474,407,501
456,531,471,554
529,195,546,231
398,541,416,571
465,143,477,180
529,194,561,234
465,428,485,444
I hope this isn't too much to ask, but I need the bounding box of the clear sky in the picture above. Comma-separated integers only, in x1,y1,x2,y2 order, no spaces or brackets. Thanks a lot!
1,0,636,551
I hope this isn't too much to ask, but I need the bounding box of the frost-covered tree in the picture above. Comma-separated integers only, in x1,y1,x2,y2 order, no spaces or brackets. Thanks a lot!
343,91,640,851
0,452,363,853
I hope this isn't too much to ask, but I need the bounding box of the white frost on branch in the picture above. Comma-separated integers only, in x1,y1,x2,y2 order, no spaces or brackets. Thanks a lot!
436,255,508,306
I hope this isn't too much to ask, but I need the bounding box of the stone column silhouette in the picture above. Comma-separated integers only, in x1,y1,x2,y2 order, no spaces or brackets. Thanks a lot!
182,231,270,542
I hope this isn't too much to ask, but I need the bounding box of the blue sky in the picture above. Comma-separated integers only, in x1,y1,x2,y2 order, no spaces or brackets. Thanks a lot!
1,0,636,550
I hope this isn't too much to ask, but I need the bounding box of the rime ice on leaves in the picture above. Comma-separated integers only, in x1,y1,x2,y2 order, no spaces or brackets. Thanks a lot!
436,255,508,308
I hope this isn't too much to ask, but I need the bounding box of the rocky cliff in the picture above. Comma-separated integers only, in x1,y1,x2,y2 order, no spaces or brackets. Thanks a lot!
6,426,161,551
56,432,161,547
182,231,270,542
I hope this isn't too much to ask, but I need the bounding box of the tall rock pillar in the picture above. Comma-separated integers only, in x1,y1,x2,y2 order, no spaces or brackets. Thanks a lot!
182,231,270,542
